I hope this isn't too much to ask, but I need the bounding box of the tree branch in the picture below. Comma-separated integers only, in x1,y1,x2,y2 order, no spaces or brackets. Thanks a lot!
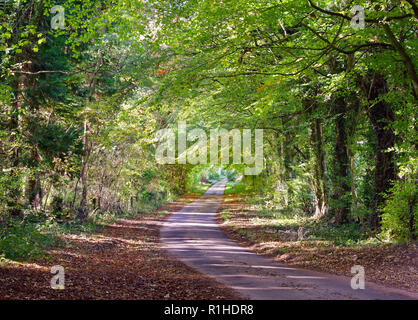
307,0,413,23
10,70,77,75
382,23,418,98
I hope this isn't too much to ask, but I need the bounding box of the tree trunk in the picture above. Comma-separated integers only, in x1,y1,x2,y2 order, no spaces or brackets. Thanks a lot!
409,195,416,240
274,131,289,206
349,152,358,219
331,96,350,224
79,118,90,218
309,118,328,219
26,148,42,210
360,72,396,229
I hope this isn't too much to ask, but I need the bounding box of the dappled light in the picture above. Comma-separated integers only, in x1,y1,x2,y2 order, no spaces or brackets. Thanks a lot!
161,182,417,300
0,0,416,302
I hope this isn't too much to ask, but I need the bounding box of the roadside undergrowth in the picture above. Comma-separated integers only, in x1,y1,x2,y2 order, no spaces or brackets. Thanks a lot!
218,194,418,293
0,193,240,300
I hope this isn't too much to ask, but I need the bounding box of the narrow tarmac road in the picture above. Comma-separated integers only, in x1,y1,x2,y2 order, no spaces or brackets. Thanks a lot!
161,180,417,300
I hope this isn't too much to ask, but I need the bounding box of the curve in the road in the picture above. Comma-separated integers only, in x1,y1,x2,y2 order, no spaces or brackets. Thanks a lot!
161,180,417,300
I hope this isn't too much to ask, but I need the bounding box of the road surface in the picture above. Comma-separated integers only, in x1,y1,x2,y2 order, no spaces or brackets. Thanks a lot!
161,180,417,300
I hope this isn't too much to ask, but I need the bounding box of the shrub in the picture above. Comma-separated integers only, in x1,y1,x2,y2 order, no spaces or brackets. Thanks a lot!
0,218,58,260
380,180,417,241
